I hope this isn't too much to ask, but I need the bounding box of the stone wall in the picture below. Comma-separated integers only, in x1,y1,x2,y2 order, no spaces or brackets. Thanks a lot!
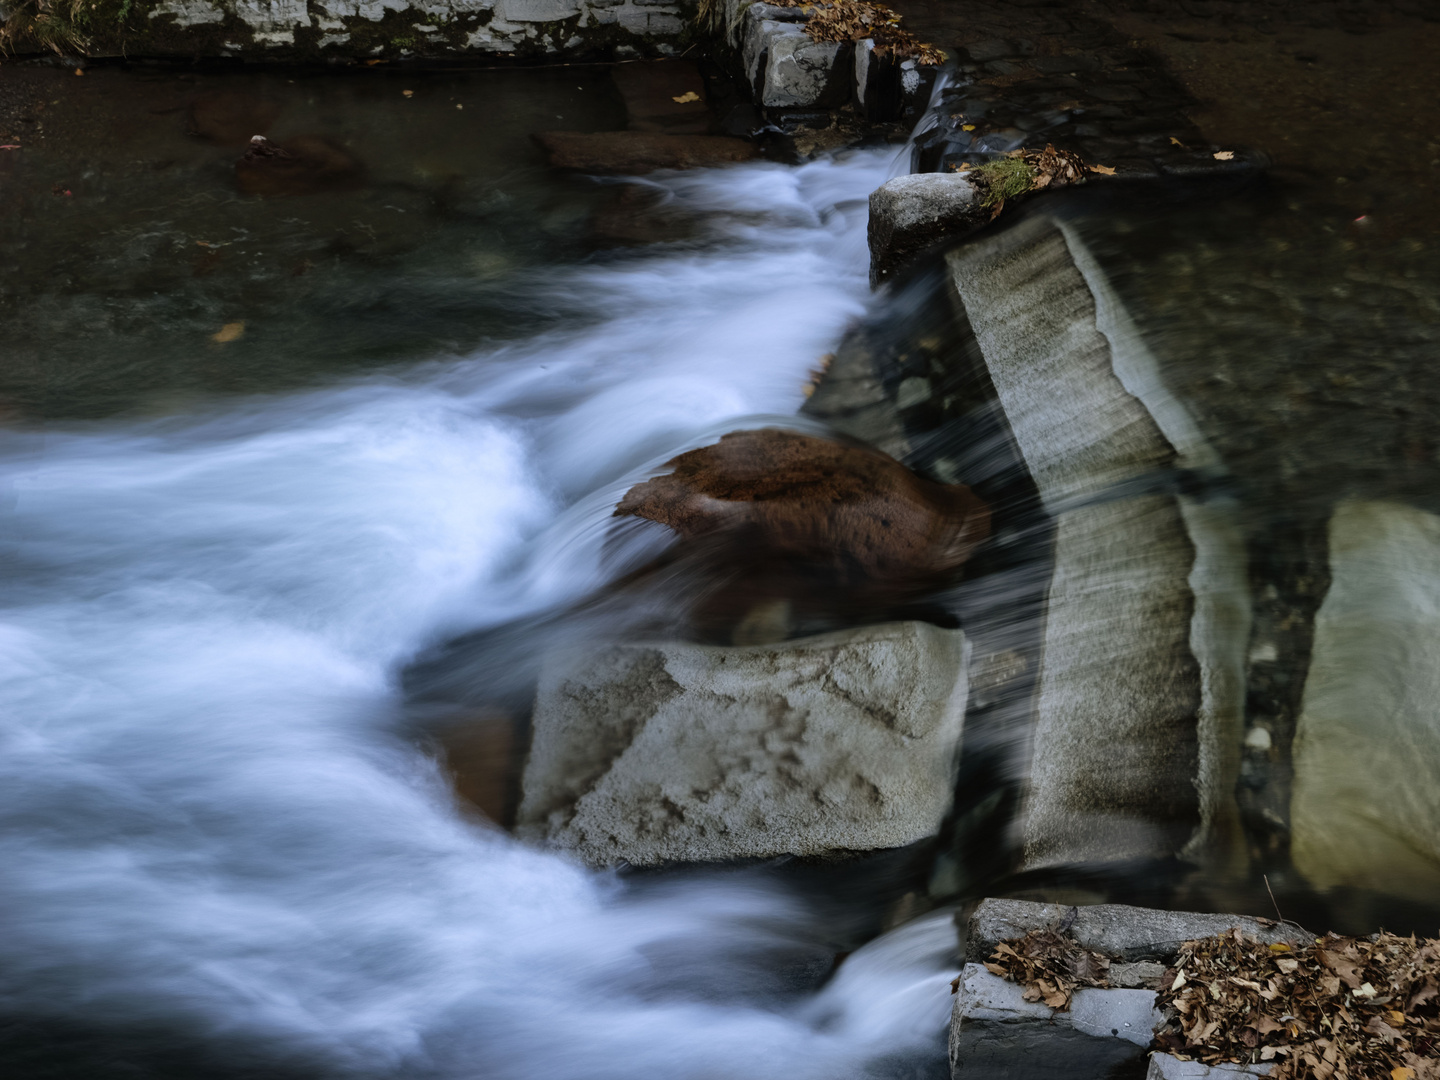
39,0,698,61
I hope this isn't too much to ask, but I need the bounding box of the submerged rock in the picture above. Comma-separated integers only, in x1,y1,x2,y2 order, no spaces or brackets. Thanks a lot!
234,135,364,197
532,131,759,174
515,620,969,866
186,91,283,146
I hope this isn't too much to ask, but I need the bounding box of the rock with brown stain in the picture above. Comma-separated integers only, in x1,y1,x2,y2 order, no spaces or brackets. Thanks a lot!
235,134,364,197
533,131,759,174
615,428,991,590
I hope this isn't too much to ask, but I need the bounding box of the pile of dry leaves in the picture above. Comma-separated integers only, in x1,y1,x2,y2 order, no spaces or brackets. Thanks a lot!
1155,929,1440,1080
765,0,946,65
979,928,1113,1009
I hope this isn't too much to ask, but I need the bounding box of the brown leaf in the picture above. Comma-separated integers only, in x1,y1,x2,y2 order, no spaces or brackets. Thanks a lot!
1087,164,1116,175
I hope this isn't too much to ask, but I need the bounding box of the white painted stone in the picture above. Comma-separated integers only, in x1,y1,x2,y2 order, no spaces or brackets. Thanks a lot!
516,622,969,867
498,0,581,20
1291,499,1440,903
233,0,309,31
147,0,225,25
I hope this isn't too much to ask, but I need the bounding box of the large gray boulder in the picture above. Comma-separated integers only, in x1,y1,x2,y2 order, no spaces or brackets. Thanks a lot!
516,621,969,866
1290,499,1440,903
946,216,1249,873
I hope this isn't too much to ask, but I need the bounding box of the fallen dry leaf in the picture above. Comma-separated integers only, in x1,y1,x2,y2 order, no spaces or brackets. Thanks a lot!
1213,150,1235,160
1088,163,1116,175
402,89,414,98
211,322,246,344
671,91,701,104
1169,136,1187,147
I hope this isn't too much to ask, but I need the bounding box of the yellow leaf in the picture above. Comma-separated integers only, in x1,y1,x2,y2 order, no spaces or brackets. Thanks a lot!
1169,136,1185,146
402,89,414,98
1213,150,1235,160
1269,943,1291,952
74,67,85,76
1387,1010,1406,1026
962,124,976,131
212,322,245,344
1087,164,1116,175
671,91,701,103
1392,1068,1415,1080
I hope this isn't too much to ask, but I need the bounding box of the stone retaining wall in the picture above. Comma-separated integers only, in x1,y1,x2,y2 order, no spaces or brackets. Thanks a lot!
10,0,698,60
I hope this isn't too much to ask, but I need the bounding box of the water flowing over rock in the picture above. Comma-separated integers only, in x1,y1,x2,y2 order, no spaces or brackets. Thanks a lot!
515,620,969,866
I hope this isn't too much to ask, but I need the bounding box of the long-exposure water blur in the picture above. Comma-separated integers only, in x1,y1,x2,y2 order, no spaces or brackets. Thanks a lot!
2,1,1438,1077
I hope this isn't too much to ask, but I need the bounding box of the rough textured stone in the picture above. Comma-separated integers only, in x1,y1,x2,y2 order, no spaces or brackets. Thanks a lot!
532,130,759,173
1147,1053,1273,1079
967,899,1308,964
868,173,984,285
760,32,851,108
1290,500,1440,904
516,621,969,867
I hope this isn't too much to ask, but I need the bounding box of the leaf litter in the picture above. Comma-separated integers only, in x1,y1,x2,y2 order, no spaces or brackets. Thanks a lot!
977,925,1440,1079
1154,929,1440,1080
762,0,946,65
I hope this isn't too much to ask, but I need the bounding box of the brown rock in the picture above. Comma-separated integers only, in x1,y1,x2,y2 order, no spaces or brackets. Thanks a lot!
235,135,364,197
616,428,991,592
532,131,759,174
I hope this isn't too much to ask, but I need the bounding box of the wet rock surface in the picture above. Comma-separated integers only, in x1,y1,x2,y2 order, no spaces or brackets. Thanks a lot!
616,429,991,592
515,620,969,867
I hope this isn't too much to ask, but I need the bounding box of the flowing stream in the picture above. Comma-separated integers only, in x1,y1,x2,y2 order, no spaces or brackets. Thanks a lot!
0,147,964,1079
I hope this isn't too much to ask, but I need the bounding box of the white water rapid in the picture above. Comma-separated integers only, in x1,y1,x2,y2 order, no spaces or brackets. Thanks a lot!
0,150,961,1079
